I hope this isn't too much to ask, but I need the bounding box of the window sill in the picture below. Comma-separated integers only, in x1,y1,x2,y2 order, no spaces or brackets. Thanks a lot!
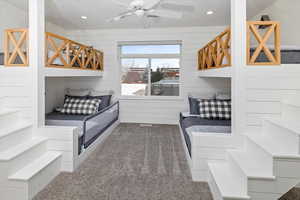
119,96,184,101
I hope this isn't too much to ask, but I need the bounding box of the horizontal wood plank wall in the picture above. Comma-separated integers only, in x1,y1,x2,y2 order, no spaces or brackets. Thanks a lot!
0,68,32,119
247,21,281,65
245,65,300,131
198,28,231,70
64,27,231,124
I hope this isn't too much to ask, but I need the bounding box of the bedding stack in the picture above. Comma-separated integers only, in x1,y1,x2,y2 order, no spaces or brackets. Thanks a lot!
180,92,232,156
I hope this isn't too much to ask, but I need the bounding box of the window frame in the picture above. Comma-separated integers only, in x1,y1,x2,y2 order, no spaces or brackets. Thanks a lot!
118,41,182,99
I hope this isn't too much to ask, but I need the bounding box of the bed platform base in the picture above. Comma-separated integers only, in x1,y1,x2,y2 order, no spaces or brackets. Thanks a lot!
39,119,120,172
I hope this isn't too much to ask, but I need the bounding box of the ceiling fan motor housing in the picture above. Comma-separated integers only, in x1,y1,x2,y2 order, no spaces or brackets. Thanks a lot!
130,0,145,9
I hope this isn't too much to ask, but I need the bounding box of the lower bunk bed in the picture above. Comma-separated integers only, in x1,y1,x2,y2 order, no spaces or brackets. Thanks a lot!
46,101,119,155
179,112,234,181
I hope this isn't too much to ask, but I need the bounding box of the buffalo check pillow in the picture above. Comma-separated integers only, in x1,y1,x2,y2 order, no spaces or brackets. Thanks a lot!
61,97,101,115
198,99,231,120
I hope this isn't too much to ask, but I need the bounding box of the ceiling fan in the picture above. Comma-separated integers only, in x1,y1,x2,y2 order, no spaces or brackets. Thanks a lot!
109,0,194,22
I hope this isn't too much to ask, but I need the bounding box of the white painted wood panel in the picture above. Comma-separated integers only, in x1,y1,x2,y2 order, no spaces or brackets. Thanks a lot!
245,65,300,131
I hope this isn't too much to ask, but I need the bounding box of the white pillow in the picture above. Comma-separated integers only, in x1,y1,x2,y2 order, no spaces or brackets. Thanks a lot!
66,88,90,96
188,92,215,99
216,93,231,100
90,90,114,96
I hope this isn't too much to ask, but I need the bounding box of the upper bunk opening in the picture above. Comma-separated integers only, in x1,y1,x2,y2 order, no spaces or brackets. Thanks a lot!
44,32,104,77
197,0,299,77
249,0,300,66
0,0,104,77
0,0,28,67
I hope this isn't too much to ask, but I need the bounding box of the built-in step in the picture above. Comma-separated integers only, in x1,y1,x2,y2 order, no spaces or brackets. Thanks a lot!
208,161,250,200
228,150,274,180
0,109,20,128
0,137,48,179
8,151,62,200
245,132,300,159
0,122,32,152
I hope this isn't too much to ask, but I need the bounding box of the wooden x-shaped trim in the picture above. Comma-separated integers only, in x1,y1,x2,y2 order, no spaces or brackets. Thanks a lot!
5,30,28,66
198,28,231,70
247,21,281,65
250,24,276,63
45,32,104,71
47,36,68,66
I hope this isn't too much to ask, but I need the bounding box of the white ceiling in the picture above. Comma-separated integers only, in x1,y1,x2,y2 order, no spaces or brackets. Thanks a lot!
5,0,275,30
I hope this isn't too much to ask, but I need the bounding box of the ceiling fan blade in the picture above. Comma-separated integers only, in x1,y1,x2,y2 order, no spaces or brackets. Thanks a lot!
107,12,134,22
144,0,162,9
160,0,195,12
150,9,183,19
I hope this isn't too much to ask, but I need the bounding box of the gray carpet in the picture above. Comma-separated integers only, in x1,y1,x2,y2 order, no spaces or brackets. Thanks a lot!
34,123,213,200
280,188,300,200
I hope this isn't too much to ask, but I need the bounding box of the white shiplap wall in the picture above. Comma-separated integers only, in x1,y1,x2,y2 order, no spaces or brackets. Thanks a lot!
45,77,66,114
245,65,300,131
0,0,66,119
64,27,231,124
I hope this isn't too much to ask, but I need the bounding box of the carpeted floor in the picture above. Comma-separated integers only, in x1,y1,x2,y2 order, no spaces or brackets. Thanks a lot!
34,123,213,200
280,188,300,200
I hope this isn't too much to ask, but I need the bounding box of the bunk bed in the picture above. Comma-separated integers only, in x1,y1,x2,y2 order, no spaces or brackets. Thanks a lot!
1,29,104,72
180,112,231,156
197,21,284,78
178,93,232,181
45,91,119,155
180,93,231,156
45,32,103,71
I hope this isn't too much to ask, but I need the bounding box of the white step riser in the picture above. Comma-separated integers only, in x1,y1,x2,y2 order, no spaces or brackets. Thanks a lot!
245,137,273,175
0,97,5,109
227,156,248,196
208,169,223,200
263,120,299,154
249,191,282,200
6,155,62,200
28,155,61,199
0,141,47,183
0,111,20,128
0,186,29,200
0,127,32,152
282,104,300,124
248,176,299,196
227,153,248,187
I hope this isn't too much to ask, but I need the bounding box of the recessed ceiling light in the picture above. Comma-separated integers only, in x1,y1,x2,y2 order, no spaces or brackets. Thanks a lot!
81,16,88,20
206,11,214,15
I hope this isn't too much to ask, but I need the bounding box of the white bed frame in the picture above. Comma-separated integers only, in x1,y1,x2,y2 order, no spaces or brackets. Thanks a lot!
39,119,120,172
179,122,238,182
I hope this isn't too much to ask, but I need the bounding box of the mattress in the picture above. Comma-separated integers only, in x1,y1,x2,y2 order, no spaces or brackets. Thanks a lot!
0,52,24,65
250,48,300,64
179,112,231,157
0,53,3,65
45,112,87,136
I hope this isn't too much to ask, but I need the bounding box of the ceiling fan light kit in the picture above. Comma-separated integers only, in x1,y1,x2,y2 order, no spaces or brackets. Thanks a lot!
109,0,194,22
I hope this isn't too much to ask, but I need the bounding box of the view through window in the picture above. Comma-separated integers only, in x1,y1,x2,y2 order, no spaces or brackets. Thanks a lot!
120,43,181,97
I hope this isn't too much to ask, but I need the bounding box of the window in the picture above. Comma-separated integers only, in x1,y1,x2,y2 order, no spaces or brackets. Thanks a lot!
120,43,181,97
